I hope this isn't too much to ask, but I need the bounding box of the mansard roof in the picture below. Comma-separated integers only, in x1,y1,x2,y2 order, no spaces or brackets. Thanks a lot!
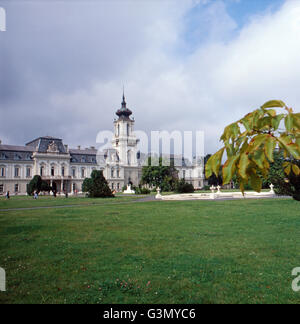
0,144,33,152
25,136,67,154
69,148,97,155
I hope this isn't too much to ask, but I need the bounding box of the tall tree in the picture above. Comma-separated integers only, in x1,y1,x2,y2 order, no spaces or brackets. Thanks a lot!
141,157,178,191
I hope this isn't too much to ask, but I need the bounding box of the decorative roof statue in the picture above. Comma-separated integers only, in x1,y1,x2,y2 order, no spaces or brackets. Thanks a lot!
47,141,59,153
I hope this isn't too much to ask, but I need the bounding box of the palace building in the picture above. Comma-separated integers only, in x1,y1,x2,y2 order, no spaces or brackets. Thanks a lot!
0,94,204,195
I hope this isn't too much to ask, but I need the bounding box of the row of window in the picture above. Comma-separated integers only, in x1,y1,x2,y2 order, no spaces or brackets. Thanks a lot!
0,184,19,193
0,153,32,161
110,169,120,178
0,166,31,178
40,166,93,178
110,183,121,190
0,166,93,179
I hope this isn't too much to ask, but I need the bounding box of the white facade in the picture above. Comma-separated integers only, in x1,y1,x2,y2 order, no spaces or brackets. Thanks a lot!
0,94,204,195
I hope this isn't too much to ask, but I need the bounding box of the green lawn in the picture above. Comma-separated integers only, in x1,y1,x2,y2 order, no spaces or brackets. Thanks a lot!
0,198,300,304
0,194,141,210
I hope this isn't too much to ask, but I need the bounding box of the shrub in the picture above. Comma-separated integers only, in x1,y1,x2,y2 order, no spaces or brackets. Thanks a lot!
27,175,42,195
175,179,195,193
133,186,151,195
82,170,114,198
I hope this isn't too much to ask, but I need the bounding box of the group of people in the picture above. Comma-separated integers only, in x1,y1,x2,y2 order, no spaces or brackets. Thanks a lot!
3,189,69,199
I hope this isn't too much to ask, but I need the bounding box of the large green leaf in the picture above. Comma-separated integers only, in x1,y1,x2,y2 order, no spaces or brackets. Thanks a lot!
271,114,284,130
211,148,225,177
222,155,240,185
238,153,250,180
247,134,269,153
264,135,277,162
278,135,300,159
257,116,271,130
285,114,293,132
261,100,286,109
251,149,266,169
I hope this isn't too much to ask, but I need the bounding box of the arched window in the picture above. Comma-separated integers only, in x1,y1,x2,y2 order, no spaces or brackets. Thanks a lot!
111,168,114,178
127,150,131,165
51,166,55,176
61,166,65,177
40,166,44,177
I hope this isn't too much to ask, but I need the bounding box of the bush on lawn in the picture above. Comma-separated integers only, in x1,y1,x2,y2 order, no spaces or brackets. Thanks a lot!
82,170,114,198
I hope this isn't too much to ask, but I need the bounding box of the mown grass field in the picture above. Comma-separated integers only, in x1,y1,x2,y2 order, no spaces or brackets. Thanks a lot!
0,197,299,304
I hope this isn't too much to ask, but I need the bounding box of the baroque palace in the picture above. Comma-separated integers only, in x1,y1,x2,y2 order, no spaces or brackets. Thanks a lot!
0,95,204,195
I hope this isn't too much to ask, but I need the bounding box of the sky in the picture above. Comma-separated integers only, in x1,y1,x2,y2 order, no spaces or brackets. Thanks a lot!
0,0,299,155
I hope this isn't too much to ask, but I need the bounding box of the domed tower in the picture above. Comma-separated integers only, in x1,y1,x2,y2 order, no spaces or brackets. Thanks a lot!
112,92,139,167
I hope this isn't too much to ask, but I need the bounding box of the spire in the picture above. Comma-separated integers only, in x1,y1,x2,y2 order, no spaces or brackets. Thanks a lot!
116,88,133,119
121,87,126,109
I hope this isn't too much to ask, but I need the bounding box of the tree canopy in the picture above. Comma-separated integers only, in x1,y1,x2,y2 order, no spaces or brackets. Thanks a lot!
141,157,178,192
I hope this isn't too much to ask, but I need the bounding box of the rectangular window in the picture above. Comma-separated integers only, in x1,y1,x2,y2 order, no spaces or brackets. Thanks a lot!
111,183,114,190
62,167,65,177
81,169,85,178
117,169,120,178
0,167,5,177
0,184,3,193
72,169,76,178
15,184,19,192
14,167,20,177
26,167,31,178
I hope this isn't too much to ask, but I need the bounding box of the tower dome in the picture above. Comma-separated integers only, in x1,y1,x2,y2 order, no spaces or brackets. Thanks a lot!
116,92,133,119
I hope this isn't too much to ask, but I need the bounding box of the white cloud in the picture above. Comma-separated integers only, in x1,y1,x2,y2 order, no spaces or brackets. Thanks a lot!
2,0,300,156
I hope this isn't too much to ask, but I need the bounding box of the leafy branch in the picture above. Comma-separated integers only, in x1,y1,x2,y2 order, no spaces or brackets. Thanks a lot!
206,100,300,194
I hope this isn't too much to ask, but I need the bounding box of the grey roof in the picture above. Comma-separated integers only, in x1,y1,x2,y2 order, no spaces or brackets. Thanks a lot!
69,149,97,155
0,144,33,152
25,136,62,146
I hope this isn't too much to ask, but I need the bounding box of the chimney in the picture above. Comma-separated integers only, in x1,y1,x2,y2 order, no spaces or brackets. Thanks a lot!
0,139,2,145
77,145,81,150
64,145,68,152
90,146,95,150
